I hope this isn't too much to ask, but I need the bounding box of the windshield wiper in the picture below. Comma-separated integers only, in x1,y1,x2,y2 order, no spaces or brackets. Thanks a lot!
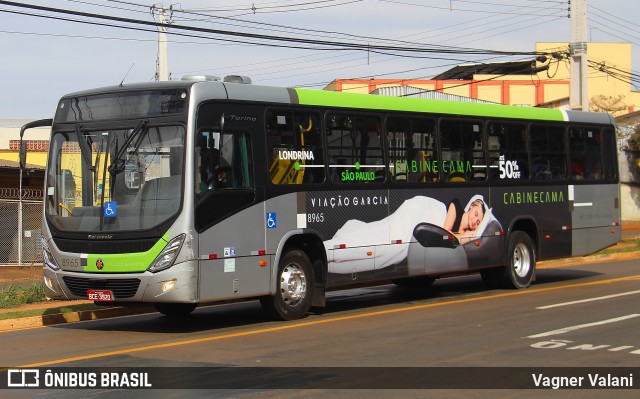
75,125,93,171
108,119,149,175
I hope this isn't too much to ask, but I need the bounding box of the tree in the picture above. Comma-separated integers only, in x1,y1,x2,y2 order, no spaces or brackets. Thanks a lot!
627,124,640,151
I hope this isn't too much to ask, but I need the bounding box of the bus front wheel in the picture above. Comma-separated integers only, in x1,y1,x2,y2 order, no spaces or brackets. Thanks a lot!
260,250,314,321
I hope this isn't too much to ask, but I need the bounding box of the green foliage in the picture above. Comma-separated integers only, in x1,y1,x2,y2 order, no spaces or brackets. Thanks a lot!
0,283,47,309
0,303,101,320
595,238,640,255
628,125,640,150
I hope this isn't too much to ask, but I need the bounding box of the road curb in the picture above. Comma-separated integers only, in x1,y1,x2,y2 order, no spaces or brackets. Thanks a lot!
0,305,156,332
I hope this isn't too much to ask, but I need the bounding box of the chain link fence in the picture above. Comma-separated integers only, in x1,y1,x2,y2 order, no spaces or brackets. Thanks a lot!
0,188,43,266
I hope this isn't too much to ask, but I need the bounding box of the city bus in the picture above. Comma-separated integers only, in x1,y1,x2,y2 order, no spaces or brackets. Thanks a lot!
36,75,621,320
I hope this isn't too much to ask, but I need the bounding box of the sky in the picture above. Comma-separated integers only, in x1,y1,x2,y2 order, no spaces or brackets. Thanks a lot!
0,0,639,119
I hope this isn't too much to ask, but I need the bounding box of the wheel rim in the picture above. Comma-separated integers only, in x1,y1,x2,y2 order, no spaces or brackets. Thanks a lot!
280,263,307,306
512,242,531,278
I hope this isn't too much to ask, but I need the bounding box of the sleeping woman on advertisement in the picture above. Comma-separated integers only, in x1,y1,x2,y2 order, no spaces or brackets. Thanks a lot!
323,195,502,274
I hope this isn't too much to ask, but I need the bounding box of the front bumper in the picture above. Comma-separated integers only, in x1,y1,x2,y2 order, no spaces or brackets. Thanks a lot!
43,260,198,303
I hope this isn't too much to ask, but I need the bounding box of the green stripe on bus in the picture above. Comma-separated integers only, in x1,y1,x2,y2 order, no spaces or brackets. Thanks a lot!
85,231,169,273
293,88,566,122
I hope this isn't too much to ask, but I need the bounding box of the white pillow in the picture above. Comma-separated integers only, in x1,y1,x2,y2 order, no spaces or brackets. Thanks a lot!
473,207,494,238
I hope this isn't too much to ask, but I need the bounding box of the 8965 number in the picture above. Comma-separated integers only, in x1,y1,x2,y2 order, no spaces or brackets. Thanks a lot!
307,213,324,223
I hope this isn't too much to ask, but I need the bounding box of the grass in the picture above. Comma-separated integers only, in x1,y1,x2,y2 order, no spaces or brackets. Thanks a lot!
0,282,102,319
0,283,47,309
0,303,102,320
595,238,640,255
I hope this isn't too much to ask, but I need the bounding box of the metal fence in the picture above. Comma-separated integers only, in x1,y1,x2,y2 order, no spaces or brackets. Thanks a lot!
0,188,43,265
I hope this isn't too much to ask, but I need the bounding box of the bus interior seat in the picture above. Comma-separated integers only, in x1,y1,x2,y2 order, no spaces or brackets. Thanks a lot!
447,171,466,182
136,175,181,215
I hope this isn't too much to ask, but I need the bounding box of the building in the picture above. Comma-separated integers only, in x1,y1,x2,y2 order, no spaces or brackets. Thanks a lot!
0,120,49,193
327,42,640,115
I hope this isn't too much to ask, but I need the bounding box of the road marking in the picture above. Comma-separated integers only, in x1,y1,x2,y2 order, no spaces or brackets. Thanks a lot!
19,274,640,368
536,290,640,309
526,314,640,339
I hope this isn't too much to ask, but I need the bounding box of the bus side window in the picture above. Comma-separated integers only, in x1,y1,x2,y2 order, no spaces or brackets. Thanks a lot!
267,110,324,184
327,113,384,184
196,131,222,195
601,128,618,180
569,127,603,181
530,124,567,181
294,112,324,184
196,130,252,196
387,117,437,183
439,119,484,182
487,122,529,181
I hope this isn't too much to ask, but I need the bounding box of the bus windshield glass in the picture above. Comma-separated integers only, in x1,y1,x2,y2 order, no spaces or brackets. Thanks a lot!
45,123,185,233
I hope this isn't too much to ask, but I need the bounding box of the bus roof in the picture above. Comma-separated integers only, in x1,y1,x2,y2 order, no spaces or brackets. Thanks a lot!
292,88,615,125
60,80,615,126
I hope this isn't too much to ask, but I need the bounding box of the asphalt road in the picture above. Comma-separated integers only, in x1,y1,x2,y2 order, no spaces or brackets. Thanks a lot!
1,258,639,399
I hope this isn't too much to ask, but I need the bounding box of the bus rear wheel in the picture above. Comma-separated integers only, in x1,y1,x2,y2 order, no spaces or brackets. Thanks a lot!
482,231,535,289
260,250,313,321
154,302,197,317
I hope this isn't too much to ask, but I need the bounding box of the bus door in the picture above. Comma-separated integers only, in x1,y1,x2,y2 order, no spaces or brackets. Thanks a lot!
195,106,267,302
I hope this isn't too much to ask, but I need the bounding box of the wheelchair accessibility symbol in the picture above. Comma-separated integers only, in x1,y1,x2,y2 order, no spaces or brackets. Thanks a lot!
266,212,277,229
104,201,117,218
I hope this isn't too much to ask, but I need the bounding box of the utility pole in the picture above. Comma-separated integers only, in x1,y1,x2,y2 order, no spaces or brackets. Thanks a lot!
569,0,589,111
152,4,172,81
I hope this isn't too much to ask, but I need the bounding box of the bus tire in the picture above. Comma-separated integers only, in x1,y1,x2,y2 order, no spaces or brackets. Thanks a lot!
154,302,197,317
480,268,501,289
260,250,313,321
495,231,535,289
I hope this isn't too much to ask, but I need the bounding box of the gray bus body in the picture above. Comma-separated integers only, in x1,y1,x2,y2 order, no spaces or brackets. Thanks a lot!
40,79,621,319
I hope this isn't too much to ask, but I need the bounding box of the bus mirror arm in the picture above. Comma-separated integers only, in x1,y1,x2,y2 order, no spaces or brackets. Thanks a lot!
19,118,52,169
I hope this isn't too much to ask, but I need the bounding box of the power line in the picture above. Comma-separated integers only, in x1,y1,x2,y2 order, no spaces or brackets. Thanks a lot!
376,0,565,17
588,4,640,33
215,0,564,85
177,0,363,14
0,0,569,92
0,0,555,57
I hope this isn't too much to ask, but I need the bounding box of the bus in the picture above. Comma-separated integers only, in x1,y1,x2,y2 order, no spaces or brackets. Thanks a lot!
35,75,621,320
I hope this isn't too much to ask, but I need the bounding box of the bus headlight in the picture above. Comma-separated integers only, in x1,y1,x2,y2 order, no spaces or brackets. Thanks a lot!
148,234,185,273
42,236,60,271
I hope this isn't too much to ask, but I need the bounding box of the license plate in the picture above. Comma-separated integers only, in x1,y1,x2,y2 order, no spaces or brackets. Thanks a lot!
87,290,114,302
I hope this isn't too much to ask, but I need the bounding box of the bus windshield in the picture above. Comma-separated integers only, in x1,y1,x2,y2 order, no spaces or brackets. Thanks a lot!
45,123,185,233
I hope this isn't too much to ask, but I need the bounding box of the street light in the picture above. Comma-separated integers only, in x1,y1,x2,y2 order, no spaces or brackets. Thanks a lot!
18,119,52,265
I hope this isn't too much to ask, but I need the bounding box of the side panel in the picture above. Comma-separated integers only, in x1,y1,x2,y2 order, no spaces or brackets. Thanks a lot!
305,190,389,286
491,185,572,260
569,184,622,256
198,201,271,301
302,187,502,287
